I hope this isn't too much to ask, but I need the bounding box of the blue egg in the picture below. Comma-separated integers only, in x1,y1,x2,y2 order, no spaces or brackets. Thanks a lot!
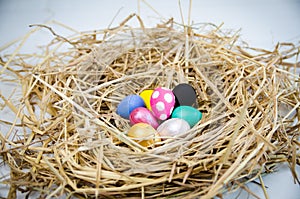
116,95,145,119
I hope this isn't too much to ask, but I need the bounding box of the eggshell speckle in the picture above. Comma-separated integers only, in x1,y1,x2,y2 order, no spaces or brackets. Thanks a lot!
150,87,175,120
157,118,190,138
130,107,159,129
127,123,160,147
116,95,145,119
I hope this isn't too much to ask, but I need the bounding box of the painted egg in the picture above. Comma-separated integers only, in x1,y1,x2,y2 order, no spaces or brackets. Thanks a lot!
172,83,197,107
150,87,175,120
171,106,202,127
157,118,190,138
130,107,159,129
116,95,145,119
127,123,160,147
139,90,154,111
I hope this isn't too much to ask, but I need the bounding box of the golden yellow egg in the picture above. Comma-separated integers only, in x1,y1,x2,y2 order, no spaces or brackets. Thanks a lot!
139,90,154,111
127,123,160,147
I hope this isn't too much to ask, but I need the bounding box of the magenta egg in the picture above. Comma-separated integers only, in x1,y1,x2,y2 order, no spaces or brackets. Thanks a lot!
150,87,175,120
129,107,159,129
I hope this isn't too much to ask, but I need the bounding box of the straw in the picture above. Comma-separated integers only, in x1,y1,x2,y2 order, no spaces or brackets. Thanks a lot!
0,15,299,198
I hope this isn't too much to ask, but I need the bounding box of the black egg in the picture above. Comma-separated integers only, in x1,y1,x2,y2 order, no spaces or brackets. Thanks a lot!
172,83,197,107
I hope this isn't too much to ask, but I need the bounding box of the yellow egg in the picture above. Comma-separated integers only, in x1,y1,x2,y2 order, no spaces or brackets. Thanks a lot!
127,123,160,147
139,90,154,111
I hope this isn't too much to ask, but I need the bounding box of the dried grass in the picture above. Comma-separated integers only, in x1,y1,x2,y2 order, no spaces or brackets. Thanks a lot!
0,15,299,198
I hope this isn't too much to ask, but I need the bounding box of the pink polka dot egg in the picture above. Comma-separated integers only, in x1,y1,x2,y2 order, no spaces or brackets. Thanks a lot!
150,87,175,120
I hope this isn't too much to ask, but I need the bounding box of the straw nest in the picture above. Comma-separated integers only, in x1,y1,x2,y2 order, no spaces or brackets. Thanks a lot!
0,15,299,198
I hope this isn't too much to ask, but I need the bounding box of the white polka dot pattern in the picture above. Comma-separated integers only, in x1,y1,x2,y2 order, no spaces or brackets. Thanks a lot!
156,101,165,111
159,114,167,120
164,93,173,103
152,91,159,99
169,107,174,115
150,87,175,120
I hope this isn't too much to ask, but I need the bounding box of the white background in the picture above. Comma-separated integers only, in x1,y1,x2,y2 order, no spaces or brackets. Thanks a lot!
0,0,300,198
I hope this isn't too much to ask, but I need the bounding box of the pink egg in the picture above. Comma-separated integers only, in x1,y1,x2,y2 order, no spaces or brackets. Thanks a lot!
129,107,159,129
150,87,175,120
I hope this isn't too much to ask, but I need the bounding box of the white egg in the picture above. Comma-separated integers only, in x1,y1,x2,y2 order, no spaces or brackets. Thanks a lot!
157,118,190,138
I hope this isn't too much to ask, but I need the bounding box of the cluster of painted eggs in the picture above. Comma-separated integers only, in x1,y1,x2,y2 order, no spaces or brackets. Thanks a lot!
116,83,202,147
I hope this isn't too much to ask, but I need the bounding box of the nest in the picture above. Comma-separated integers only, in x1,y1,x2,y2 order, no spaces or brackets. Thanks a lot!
0,15,300,198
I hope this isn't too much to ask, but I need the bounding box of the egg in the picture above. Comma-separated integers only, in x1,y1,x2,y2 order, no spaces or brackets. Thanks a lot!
116,95,145,119
129,107,159,129
171,106,202,127
150,87,175,120
157,118,190,138
172,83,197,107
139,90,154,111
127,123,160,147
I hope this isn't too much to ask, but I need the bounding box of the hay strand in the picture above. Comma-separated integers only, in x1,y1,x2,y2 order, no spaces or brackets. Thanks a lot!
0,15,299,198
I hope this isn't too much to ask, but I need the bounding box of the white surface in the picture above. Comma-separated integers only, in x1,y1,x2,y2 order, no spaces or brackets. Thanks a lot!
0,0,300,198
